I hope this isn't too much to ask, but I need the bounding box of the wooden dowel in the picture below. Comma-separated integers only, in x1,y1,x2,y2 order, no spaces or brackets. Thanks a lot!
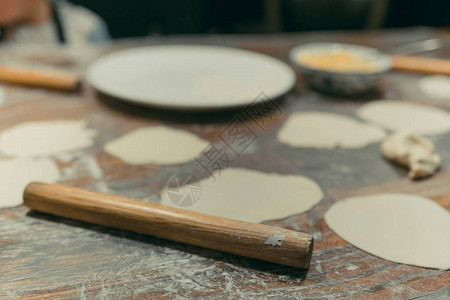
392,55,450,76
23,182,314,269
0,65,79,90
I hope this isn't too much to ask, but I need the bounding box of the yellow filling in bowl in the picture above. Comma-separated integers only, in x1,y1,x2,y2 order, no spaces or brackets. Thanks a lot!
297,51,378,73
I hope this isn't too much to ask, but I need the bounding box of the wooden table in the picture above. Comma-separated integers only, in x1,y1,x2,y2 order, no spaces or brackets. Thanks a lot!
1,27,449,299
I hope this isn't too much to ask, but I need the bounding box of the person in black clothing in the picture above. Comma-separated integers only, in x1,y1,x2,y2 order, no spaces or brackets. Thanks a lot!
0,0,108,45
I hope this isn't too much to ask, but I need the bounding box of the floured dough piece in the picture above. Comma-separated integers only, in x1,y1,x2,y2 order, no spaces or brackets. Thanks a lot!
325,193,450,270
0,120,97,157
357,100,450,135
104,126,209,165
381,131,441,179
160,168,323,223
0,157,60,208
277,111,385,149
418,75,450,100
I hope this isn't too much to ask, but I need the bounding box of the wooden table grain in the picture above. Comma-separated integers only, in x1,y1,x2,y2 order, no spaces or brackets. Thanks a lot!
0,27,449,299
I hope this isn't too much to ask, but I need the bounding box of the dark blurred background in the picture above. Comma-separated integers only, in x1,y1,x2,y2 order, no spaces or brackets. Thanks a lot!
70,0,450,38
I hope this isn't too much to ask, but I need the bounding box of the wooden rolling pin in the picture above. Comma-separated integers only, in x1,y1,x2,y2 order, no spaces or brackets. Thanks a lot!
23,182,314,268
392,55,450,76
0,65,79,90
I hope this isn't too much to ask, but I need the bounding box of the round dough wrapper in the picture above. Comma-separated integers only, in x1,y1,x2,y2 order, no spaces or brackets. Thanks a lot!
104,126,209,165
0,120,97,157
160,168,324,223
0,158,60,208
357,100,450,135
277,111,385,149
418,75,450,100
325,193,450,270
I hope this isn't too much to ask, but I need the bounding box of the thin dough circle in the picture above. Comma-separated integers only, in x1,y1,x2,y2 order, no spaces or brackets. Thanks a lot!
325,193,450,269
418,75,450,100
0,120,97,157
0,158,60,208
357,100,450,135
104,126,209,165
277,111,385,149
160,168,324,223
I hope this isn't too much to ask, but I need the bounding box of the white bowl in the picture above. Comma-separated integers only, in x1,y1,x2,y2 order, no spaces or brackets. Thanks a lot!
289,43,392,96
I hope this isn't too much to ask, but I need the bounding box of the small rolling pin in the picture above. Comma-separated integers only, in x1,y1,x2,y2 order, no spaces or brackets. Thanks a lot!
0,65,79,90
23,182,314,268
391,55,450,76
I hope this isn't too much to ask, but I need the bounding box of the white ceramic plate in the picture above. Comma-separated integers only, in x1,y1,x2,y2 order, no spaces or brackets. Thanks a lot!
86,45,296,110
